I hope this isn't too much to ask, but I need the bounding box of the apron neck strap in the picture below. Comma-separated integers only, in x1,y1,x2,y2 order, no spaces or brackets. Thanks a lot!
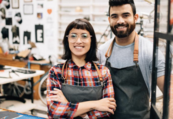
62,60,68,80
133,33,139,62
62,60,103,82
93,62,103,82
105,39,114,58
105,32,139,62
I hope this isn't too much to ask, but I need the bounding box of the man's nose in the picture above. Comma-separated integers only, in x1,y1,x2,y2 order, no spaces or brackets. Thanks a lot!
117,17,125,24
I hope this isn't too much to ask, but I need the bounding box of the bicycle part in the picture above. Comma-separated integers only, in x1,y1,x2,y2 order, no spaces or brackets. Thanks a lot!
3,82,25,98
98,25,110,43
38,72,48,105
138,16,144,36
24,83,31,95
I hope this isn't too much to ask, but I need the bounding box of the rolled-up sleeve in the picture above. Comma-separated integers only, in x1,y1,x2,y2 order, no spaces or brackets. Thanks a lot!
47,67,79,119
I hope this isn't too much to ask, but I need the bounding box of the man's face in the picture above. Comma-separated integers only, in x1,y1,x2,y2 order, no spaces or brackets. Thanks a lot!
108,4,138,38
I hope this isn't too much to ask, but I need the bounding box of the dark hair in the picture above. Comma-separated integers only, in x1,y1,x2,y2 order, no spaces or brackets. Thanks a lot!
62,19,98,62
108,0,136,16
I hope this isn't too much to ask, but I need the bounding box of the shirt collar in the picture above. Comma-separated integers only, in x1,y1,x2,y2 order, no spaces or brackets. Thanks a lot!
68,59,92,70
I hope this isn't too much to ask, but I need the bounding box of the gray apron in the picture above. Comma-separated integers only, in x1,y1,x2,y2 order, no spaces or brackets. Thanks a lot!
105,34,150,119
61,61,109,119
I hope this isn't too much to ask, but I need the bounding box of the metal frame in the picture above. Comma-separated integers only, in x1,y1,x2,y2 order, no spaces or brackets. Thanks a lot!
150,0,172,119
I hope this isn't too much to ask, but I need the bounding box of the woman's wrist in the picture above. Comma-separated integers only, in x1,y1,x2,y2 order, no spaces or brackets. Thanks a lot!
89,100,97,110
74,101,96,117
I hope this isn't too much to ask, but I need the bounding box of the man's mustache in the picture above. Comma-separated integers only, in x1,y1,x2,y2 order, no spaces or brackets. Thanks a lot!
114,24,128,28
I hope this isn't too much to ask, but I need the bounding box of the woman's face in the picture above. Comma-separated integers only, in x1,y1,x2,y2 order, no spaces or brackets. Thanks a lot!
68,28,91,60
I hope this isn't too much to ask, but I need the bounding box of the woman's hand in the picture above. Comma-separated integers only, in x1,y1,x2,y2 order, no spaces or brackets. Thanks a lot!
93,98,116,114
49,88,68,103
80,113,89,119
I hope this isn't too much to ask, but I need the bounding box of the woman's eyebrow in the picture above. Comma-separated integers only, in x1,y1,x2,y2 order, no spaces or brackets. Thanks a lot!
70,33,77,34
70,32,88,34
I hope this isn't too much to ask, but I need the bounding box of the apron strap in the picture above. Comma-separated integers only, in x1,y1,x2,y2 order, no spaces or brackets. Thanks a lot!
62,60,68,80
105,39,115,58
105,33,139,62
93,62,103,82
133,33,139,62
62,60,103,82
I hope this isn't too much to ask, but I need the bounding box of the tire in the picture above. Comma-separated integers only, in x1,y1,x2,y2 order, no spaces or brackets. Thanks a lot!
38,72,48,105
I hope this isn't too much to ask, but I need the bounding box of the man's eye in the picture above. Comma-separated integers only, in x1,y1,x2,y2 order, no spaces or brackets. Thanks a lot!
123,14,129,17
111,15,117,18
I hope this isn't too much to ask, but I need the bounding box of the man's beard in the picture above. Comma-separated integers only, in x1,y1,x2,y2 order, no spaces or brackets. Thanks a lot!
110,22,135,38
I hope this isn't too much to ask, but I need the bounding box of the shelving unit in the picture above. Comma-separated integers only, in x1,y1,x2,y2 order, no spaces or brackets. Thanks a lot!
57,0,110,58
56,0,156,58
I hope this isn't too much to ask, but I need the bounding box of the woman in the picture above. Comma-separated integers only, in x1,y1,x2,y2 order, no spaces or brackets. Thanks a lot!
47,19,116,119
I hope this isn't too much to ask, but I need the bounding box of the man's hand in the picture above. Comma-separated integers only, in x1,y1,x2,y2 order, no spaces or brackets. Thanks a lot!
80,113,89,119
49,88,68,103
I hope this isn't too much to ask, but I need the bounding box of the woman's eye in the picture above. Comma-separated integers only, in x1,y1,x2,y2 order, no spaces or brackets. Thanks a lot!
71,34,77,38
82,34,88,38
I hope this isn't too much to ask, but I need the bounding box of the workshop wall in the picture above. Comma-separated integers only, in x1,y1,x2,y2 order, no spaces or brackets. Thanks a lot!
0,0,58,60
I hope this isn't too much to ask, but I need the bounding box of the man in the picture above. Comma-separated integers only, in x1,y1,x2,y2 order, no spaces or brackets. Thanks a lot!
97,0,173,119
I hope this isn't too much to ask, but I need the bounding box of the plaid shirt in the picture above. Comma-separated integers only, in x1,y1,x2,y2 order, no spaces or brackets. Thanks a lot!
47,60,114,119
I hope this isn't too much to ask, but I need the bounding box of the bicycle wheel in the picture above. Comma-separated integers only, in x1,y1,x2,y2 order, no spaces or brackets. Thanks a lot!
38,72,48,105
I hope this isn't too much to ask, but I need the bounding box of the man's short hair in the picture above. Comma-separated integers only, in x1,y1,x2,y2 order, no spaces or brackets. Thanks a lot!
108,0,136,16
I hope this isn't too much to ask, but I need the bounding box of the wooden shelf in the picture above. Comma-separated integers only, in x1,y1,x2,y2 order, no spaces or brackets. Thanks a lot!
57,0,112,57
59,12,90,15
59,21,69,24
59,3,90,7
58,45,63,48
92,12,108,16
59,29,65,32
92,3,108,7
90,21,109,25
59,21,109,25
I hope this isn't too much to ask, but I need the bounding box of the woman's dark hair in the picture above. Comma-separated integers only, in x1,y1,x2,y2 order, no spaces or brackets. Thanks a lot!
108,0,136,16
62,18,98,62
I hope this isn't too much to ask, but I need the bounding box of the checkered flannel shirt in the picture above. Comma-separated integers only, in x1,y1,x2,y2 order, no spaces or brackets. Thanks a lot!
47,60,114,119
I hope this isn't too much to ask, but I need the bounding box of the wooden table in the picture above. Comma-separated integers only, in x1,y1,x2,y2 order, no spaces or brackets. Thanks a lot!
0,58,50,100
